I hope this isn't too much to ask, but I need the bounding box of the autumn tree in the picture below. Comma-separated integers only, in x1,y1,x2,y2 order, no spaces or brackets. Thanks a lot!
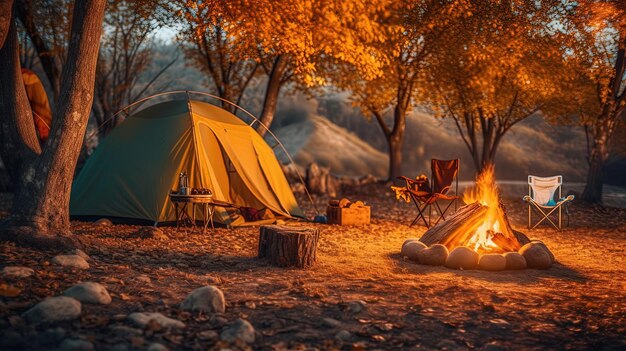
0,0,106,248
424,0,569,174
565,1,626,203
329,0,468,181
167,0,390,135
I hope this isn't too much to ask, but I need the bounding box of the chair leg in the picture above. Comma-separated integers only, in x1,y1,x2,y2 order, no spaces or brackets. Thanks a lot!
530,204,560,230
528,204,531,230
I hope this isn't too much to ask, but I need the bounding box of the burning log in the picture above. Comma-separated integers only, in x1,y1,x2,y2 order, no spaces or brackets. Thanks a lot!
419,202,488,247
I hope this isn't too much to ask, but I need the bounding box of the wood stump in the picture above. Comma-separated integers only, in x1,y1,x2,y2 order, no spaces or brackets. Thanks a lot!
258,225,320,268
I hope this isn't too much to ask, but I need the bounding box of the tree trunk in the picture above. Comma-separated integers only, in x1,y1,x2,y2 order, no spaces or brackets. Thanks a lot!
257,54,287,137
0,0,106,249
258,225,320,268
581,132,608,203
387,134,403,182
0,0,13,48
0,17,41,187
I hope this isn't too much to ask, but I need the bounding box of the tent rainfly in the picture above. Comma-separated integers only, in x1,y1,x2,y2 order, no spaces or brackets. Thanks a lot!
70,99,304,226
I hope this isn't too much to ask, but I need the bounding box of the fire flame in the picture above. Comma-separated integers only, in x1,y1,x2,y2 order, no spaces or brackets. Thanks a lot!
462,164,503,253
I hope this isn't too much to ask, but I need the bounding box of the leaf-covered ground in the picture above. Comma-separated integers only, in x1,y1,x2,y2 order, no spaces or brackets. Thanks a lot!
1,184,625,350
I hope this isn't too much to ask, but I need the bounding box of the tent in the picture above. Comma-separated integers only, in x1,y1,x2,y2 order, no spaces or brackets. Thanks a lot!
70,99,304,226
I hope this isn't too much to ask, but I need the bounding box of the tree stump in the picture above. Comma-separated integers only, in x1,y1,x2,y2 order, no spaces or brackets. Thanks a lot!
258,225,320,268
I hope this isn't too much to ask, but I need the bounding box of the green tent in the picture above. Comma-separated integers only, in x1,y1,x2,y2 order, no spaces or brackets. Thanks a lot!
70,99,304,226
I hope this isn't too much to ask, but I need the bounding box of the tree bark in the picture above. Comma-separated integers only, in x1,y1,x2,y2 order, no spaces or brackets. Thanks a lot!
258,225,320,268
0,0,13,48
581,114,612,203
0,17,41,186
257,54,288,137
0,0,106,249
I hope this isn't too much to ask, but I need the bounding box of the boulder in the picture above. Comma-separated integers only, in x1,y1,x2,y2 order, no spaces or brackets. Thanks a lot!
71,249,90,260
401,238,420,249
445,246,478,270
2,266,34,278
416,244,449,266
530,240,555,263
519,242,552,269
22,296,81,324
478,254,507,271
127,312,185,329
401,241,427,261
220,318,255,343
180,286,225,313
63,282,111,305
51,255,90,270
503,252,527,270
346,300,366,313
335,330,352,341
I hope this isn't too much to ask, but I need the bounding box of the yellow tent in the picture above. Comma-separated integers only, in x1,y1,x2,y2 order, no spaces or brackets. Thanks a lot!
70,99,304,226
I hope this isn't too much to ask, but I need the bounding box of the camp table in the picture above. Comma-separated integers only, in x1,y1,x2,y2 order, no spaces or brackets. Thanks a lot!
169,193,216,232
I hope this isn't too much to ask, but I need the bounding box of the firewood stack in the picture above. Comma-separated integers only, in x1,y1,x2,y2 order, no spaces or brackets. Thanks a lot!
327,198,370,225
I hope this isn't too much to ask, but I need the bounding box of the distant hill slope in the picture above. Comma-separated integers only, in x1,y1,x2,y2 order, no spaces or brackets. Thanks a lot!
275,115,388,178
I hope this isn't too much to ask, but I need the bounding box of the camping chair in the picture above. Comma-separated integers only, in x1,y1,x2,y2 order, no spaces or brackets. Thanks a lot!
523,175,575,230
397,159,460,228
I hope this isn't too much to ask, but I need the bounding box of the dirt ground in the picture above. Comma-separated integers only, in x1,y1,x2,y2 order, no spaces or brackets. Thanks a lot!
1,183,625,351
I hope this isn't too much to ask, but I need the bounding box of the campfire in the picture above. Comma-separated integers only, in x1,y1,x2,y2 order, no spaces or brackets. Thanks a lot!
402,165,555,270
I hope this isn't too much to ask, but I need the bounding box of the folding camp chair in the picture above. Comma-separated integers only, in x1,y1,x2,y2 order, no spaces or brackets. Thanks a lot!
398,159,460,228
523,175,574,230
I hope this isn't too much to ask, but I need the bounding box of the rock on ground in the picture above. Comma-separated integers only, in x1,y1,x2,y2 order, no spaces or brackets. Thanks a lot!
346,300,367,313
401,238,420,249
530,240,555,263
401,241,427,261
180,286,225,313
127,312,185,329
63,282,111,305
417,244,449,266
60,338,94,351
95,218,113,226
51,255,90,270
445,246,479,270
134,227,169,240
519,242,553,269
220,318,255,343
504,252,527,270
147,343,169,351
71,249,90,260
22,296,81,324
478,254,507,271
2,266,34,278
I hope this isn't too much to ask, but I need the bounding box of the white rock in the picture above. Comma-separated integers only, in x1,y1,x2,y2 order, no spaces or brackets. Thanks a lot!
504,252,527,270
95,218,113,226
60,338,94,351
519,242,552,269
417,244,449,266
401,238,420,249
220,318,255,343
445,246,479,270
346,300,366,313
180,286,225,313
478,254,507,271
147,343,169,351
71,249,90,260
127,312,185,329
401,241,427,261
51,255,89,270
2,266,34,278
63,282,111,305
22,296,81,324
